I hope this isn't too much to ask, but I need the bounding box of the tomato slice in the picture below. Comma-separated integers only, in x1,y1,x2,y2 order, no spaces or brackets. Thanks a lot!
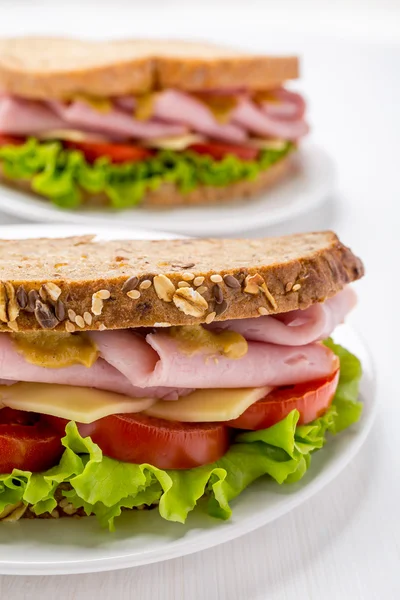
189,142,259,161
44,413,230,470
227,370,340,430
0,408,63,473
0,134,25,147
64,141,154,164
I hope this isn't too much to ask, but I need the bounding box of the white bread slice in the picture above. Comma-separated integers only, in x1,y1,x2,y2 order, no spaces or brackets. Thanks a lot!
0,37,299,99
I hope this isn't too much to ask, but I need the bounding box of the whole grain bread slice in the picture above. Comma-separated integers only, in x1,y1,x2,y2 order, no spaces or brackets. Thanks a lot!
0,232,364,333
0,37,299,99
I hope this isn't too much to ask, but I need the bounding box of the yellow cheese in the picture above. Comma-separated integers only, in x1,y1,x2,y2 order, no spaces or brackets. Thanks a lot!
249,138,288,150
0,383,156,423
145,387,272,423
11,332,98,369
142,134,205,151
36,130,111,143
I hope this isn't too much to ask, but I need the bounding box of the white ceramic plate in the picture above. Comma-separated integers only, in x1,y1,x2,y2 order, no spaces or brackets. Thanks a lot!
0,143,336,235
0,224,375,576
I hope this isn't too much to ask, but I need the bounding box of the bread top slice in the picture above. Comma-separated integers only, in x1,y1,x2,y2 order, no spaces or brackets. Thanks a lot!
0,37,299,99
0,231,363,333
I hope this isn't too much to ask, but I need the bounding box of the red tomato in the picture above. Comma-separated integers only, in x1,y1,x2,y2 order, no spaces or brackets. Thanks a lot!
227,370,340,430
0,134,25,146
0,408,63,473
189,142,259,161
45,413,230,470
65,141,154,164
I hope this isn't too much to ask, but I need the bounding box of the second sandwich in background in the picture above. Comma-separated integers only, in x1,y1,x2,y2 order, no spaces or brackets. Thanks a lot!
0,38,308,210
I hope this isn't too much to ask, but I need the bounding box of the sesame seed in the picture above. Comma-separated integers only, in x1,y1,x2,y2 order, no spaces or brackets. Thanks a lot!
258,307,269,316
193,276,205,287
205,312,216,324
139,279,152,290
97,290,111,300
65,321,75,333
197,286,208,295
178,281,191,288
210,274,223,283
68,309,76,323
83,311,92,326
91,296,103,316
75,315,85,329
127,290,140,300
285,282,293,292
98,323,107,331
154,322,172,327
292,283,301,292
182,272,195,281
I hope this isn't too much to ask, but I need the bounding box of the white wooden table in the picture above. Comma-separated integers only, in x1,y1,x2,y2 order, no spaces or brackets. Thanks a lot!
0,4,399,598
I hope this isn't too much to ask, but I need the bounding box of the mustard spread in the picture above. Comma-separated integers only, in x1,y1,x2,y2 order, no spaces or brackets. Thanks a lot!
193,93,238,124
169,326,248,359
135,92,159,121
11,332,99,369
68,94,112,113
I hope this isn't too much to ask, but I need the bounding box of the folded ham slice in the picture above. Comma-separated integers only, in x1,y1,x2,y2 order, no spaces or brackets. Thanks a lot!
232,97,309,141
0,97,66,134
87,330,338,389
50,101,187,140
261,89,306,121
208,287,356,346
151,90,248,144
0,334,189,400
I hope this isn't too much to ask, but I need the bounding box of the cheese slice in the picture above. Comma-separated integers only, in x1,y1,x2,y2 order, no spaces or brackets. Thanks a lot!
0,383,156,424
249,138,288,150
36,130,111,143
145,387,272,423
142,134,205,151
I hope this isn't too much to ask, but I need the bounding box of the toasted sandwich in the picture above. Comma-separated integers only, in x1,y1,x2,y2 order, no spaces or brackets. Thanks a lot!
0,38,308,211
0,231,363,527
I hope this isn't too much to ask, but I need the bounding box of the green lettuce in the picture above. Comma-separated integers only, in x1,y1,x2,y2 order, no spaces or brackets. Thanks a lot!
0,341,362,530
0,138,293,209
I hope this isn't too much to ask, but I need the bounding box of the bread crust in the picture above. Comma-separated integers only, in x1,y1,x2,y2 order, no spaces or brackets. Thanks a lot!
0,232,364,333
0,37,299,98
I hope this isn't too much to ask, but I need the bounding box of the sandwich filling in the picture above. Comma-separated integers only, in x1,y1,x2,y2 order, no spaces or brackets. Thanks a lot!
0,286,362,527
0,87,307,208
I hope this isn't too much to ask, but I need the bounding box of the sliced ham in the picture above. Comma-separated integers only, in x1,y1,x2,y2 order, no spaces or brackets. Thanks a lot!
152,90,248,144
0,96,66,134
262,89,306,121
89,330,338,389
208,287,357,346
0,334,190,400
50,101,187,140
232,97,309,141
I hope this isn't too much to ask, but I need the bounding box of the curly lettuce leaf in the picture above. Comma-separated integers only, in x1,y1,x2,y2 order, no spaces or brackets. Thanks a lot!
0,341,362,529
0,138,293,209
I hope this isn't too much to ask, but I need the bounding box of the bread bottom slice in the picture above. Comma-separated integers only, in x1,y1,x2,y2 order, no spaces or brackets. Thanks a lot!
0,155,291,209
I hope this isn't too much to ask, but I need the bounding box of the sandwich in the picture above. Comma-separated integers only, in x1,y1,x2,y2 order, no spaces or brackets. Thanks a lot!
0,38,308,210
0,231,364,528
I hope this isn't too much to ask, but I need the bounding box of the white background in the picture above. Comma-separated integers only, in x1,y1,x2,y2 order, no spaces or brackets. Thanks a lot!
0,1,399,598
